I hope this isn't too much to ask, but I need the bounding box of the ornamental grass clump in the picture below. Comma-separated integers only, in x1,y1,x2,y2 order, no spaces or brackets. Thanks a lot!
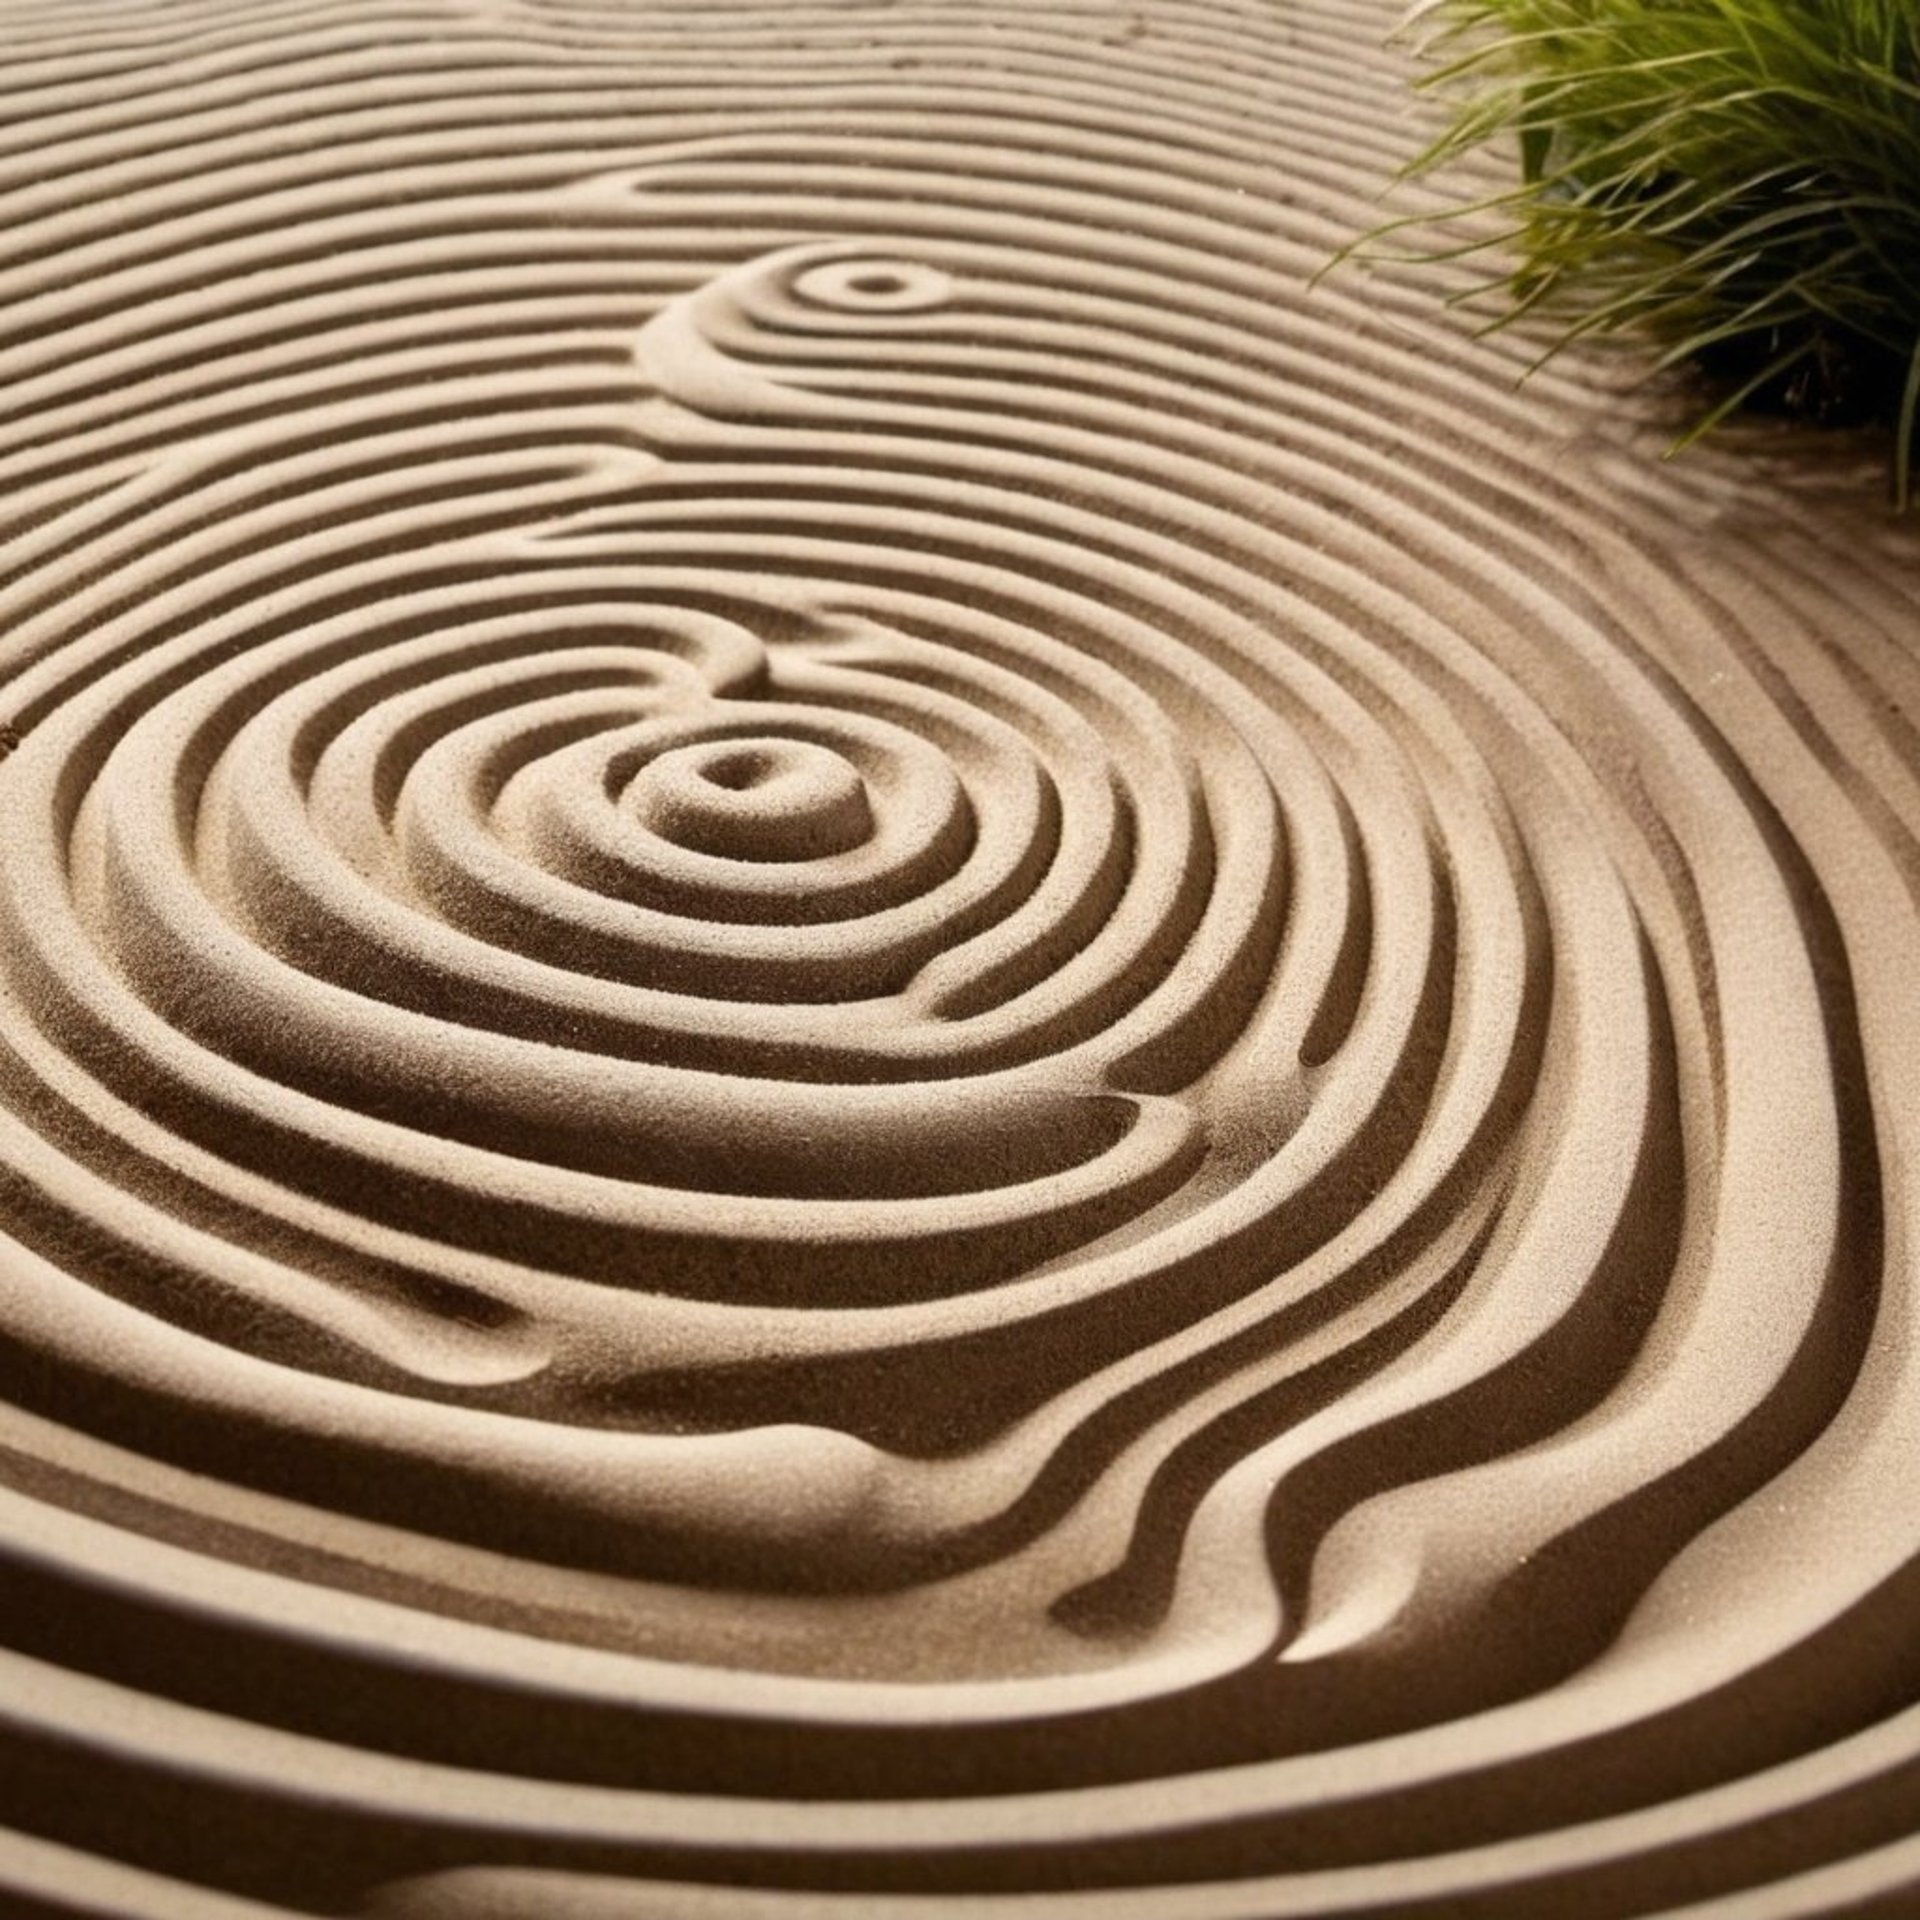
1394,0,1920,502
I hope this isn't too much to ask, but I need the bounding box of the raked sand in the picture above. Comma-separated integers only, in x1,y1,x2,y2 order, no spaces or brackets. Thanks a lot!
1,1,1918,1914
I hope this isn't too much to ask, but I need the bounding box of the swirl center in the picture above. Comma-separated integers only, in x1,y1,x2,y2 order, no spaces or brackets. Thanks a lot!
627,737,875,862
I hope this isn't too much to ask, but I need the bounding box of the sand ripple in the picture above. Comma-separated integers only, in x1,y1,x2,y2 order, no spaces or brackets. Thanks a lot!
1,1,1918,1915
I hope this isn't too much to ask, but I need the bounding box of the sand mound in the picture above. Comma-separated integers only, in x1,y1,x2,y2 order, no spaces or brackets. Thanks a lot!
1,1,1917,1914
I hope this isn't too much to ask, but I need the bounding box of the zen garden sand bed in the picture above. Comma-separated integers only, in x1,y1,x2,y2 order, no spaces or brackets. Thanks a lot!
0,3,1916,1915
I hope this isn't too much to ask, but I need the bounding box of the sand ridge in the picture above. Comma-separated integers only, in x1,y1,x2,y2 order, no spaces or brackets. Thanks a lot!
0,0,1917,1914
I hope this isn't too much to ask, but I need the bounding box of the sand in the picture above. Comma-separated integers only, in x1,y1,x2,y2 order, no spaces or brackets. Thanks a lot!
0,0,1917,1914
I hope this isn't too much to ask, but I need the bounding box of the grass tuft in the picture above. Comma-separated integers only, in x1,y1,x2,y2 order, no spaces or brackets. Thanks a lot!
1377,0,1920,504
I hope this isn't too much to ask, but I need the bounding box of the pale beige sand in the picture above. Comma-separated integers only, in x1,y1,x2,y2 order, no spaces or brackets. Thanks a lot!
0,0,1917,1915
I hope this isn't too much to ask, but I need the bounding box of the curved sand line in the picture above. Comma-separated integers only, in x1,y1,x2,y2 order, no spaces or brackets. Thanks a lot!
1,1,1918,1914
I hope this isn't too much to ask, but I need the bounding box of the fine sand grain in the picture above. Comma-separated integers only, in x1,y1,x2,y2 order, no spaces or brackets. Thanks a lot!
0,1,1917,1914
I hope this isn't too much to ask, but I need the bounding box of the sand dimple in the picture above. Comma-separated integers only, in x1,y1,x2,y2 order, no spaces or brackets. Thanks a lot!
1,1,1918,1915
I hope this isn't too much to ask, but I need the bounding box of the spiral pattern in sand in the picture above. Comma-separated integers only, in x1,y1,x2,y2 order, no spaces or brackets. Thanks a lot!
1,3,1918,1916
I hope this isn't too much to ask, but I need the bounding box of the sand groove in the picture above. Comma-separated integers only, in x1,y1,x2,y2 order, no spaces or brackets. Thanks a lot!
1,2,1917,1915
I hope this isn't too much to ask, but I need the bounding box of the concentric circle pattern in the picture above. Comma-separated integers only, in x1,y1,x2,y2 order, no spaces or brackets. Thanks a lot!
1,3,1918,1916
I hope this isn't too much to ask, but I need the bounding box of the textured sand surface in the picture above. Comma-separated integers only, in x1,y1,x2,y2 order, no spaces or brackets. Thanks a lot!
1,1,1918,1914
